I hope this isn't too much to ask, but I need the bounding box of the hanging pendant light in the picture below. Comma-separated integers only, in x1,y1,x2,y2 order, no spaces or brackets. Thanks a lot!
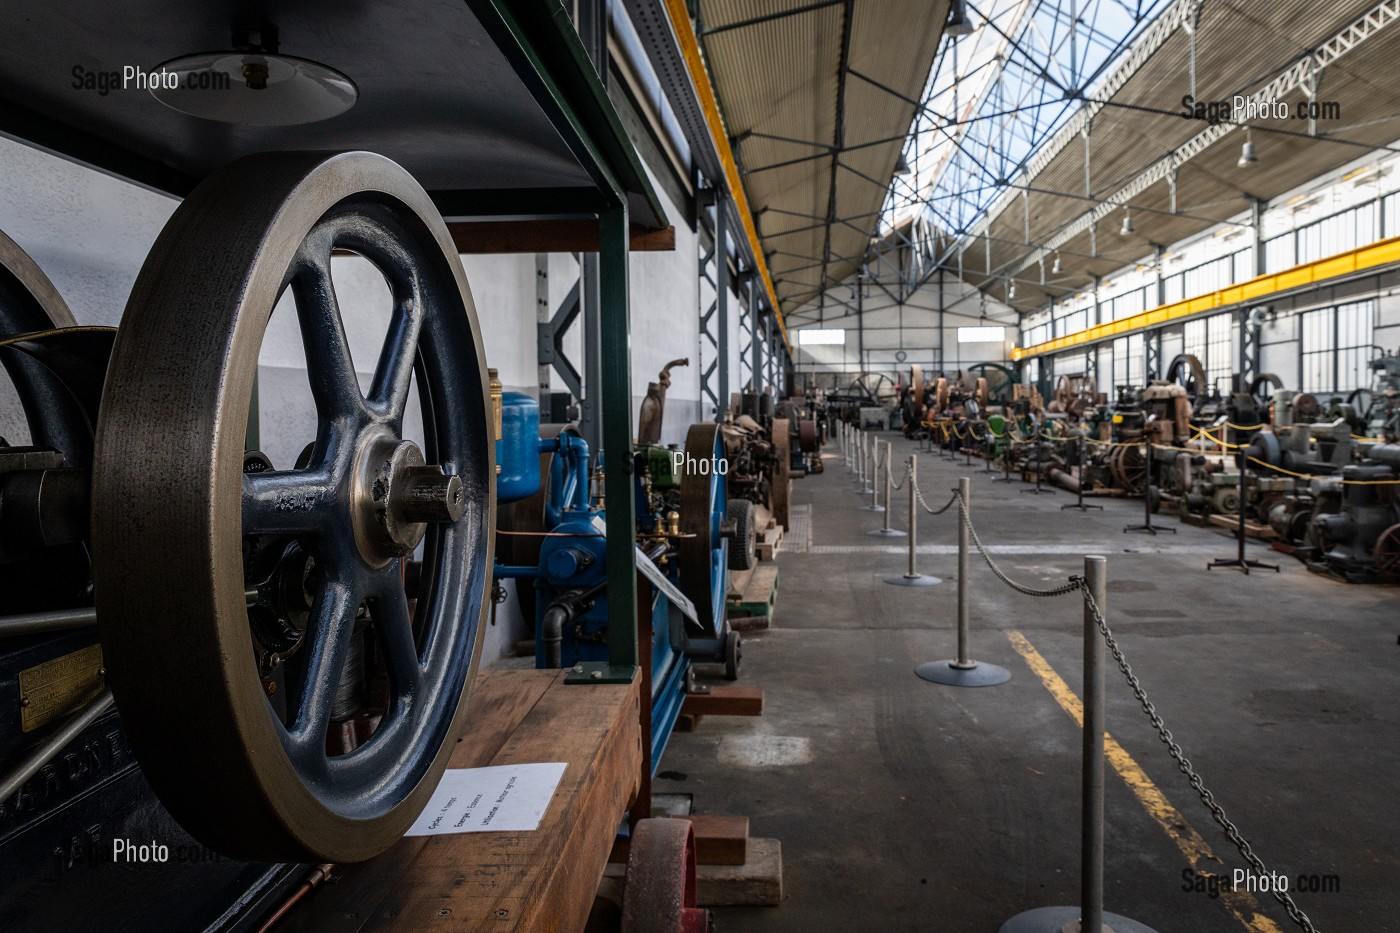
1238,129,1259,167
946,0,976,36
1119,207,1135,237
1051,252,1063,275
149,24,357,125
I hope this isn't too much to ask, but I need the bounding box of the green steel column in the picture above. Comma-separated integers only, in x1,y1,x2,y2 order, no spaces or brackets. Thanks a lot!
600,204,639,673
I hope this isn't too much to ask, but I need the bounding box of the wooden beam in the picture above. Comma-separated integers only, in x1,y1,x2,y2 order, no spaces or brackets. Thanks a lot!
680,685,764,718
447,220,675,253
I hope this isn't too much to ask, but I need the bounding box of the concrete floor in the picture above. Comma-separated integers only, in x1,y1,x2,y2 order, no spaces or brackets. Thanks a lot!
664,432,1400,933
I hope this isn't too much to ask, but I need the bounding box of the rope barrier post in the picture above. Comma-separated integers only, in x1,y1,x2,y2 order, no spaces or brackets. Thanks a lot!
884,453,940,587
854,429,866,487
1124,439,1173,535
857,431,874,494
982,426,998,473
867,450,907,538
1021,421,1055,495
1207,462,1279,574
865,440,886,512
1062,433,1103,512
916,476,1010,686
1000,557,1158,933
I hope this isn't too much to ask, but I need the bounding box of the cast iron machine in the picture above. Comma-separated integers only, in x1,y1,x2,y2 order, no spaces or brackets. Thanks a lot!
494,389,742,773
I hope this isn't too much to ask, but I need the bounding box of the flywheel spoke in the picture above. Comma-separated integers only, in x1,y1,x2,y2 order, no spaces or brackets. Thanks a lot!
243,468,336,535
368,294,423,425
290,567,364,753
367,563,424,700
290,248,366,422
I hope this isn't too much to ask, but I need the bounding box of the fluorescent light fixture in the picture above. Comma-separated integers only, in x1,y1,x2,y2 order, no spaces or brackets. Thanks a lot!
958,325,1005,343
798,328,845,346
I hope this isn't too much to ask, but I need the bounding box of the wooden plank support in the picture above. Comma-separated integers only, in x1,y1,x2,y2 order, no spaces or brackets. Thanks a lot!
446,220,675,253
727,563,778,632
681,685,764,718
281,669,641,933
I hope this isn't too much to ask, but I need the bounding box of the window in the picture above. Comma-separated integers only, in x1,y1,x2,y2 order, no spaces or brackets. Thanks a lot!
958,326,1005,343
1024,358,1041,387
1111,334,1144,390
1183,312,1236,395
797,328,845,345
1023,322,1052,346
1300,300,1375,395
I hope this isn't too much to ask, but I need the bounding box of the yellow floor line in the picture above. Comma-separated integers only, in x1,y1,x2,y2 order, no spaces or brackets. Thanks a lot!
1006,630,1284,933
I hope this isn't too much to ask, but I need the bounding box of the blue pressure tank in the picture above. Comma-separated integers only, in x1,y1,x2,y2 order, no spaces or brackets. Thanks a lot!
498,391,542,503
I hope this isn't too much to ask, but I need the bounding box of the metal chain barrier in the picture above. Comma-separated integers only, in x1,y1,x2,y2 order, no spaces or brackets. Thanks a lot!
910,471,958,515
949,490,1320,932
1080,587,1319,933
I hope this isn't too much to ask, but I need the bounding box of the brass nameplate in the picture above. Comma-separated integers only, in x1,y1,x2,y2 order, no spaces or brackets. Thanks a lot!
19,644,104,733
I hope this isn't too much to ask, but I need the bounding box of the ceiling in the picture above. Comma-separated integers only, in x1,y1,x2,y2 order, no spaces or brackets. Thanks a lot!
958,0,1400,315
697,0,950,313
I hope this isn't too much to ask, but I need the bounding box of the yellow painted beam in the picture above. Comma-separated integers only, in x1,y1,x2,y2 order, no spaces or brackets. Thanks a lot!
1011,234,1400,361
663,0,790,349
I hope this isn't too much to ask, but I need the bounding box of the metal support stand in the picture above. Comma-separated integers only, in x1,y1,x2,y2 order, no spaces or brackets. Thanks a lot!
865,440,887,511
1124,441,1173,535
1062,435,1103,512
1207,468,1278,574
997,438,1018,483
857,432,874,494
916,477,1009,686
1000,557,1158,933
868,448,906,537
982,427,998,474
1021,423,1056,495
885,454,940,586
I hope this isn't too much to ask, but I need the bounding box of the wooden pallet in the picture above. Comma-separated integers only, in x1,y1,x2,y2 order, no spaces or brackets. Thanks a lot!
726,564,779,631
1208,513,1278,540
282,669,641,933
756,524,783,561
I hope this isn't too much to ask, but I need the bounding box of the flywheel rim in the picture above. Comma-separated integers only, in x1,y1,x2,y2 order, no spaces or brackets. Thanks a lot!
91,151,494,863
678,422,728,635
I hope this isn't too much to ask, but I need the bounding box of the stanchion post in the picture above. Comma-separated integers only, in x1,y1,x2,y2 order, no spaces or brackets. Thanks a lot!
997,556,1156,933
955,476,971,667
866,440,886,512
1062,433,1103,512
1124,439,1173,534
884,454,938,586
915,478,1009,685
1082,555,1107,933
883,454,894,530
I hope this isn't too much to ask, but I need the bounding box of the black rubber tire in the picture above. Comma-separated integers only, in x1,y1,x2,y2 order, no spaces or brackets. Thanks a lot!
725,629,742,682
728,498,756,571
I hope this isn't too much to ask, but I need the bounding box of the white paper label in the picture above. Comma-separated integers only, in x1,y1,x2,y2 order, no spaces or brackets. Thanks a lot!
405,763,567,836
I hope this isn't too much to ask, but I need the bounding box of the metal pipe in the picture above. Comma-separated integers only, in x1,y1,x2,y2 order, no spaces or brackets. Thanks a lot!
541,605,570,669
0,606,97,637
907,454,919,578
955,476,971,668
1082,555,1107,933
0,688,113,804
882,446,894,532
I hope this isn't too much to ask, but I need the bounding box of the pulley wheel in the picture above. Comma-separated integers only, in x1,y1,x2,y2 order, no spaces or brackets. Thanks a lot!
92,151,494,862
770,417,792,530
1108,443,1147,496
678,423,729,636
621,819,710,933
797,418,819,453
1375,523,1400,581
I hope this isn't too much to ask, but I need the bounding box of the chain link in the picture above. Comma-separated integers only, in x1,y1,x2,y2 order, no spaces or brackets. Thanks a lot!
1080,588,1319,932
908,471,957,514
889,461,910,492
933,491,1319,931
955,491,1081,597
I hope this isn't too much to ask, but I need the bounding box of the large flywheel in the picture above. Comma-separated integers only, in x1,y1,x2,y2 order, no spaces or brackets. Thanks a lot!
91,151,495,863
677,423,729,636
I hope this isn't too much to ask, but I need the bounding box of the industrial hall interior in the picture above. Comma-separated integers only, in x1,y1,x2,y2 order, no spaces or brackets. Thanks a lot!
2,0,1398,931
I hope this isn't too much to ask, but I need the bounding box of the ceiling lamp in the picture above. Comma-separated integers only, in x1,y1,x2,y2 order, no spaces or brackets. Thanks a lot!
1008,280,1017,299
894,152,912,175
149,25,357,126
1119,207,1135,237
1051,252,1062,275
1238,129,1259,167
946,0,976,36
